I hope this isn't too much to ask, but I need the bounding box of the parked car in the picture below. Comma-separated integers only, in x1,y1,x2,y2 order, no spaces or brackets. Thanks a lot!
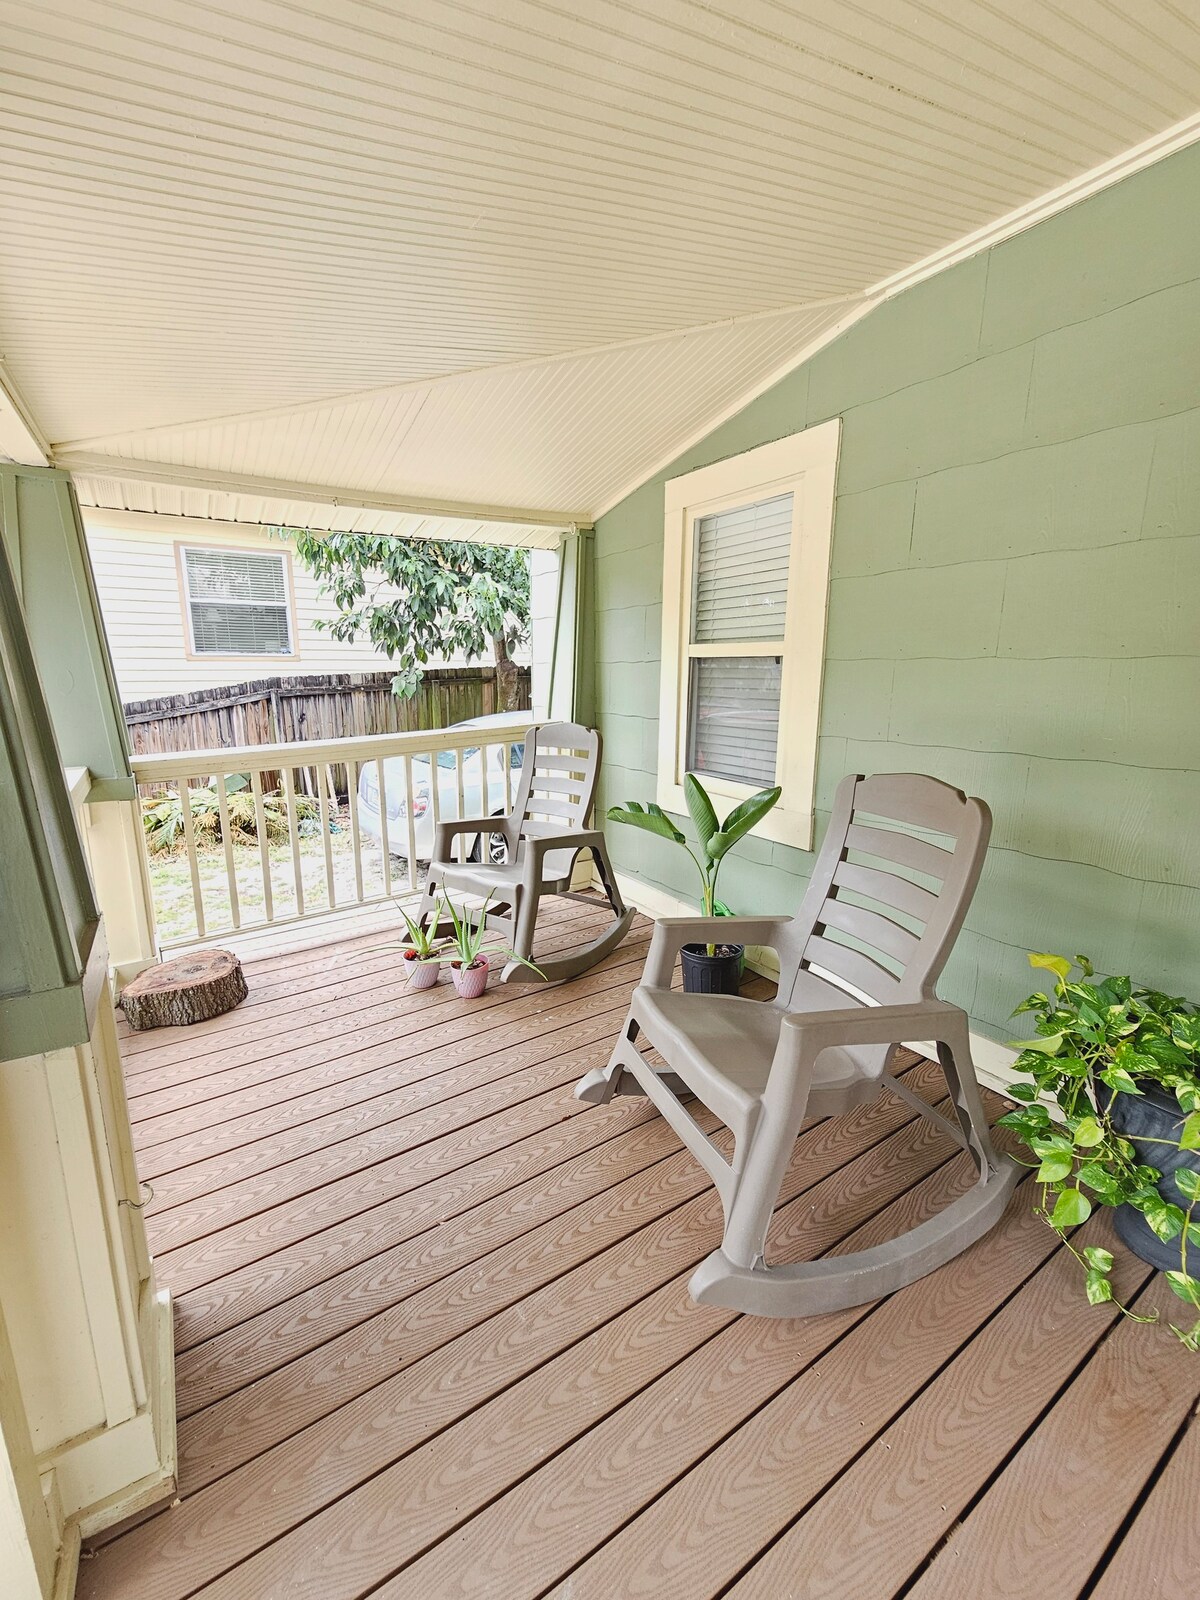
356,712,527,864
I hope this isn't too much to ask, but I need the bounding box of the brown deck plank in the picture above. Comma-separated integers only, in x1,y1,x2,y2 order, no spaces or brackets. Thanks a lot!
632,1212,1144,1600
904,1272,1200,1600
139,984,663,1208
79,918,1182,1600
79,1065,938,1600
121,901,618,1080
1088,1410,1200,1600
173,1104,713,1405
174,1064,945,1492
187,1148,972,1600
129,933,654,1146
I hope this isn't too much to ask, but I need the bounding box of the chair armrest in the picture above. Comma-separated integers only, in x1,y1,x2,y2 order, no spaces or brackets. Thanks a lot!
773,998,964,1067
432,815,513,863
642,915,793,989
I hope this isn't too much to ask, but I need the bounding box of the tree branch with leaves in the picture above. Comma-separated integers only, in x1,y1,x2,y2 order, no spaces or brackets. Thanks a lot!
280,529,531,706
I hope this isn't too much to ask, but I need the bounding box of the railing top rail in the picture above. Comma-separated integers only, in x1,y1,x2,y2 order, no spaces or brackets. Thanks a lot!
129,715,535,783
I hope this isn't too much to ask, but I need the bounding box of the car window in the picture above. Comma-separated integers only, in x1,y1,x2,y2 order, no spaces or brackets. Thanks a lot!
510,742,525,769
435,746,478,769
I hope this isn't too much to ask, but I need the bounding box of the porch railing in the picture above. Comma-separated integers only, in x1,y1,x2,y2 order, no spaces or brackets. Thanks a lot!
129,716,531,950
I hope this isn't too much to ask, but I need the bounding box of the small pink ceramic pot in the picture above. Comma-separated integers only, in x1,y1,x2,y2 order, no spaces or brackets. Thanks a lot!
404,950,440,990
451,955,489,998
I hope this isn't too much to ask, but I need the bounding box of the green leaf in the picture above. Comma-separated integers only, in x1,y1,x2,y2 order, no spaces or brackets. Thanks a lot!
1174,1168,1200,1204
1050,1188,1092,1228
1165,1270,1200,1307
1036,1154,1074,1184
1004,1082,1038,1103
683,773,719,853
1073,1116,1105,1149
1085,1269,1113,1305
1028,952,1072,983
1013,1034,1065,1056
1180,1113,1200,1151
1083,1246,1114,1272
606,804,686,845
1098,1067,1143,1097
706,786,782,861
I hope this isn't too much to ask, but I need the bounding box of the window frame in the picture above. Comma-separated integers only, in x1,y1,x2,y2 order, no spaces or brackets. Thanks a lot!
656,419,840,851
176,540,300,662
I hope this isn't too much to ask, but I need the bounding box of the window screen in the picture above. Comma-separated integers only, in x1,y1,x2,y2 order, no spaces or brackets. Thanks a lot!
684,492,791,788
686,655,782,787
691,492,792,644
183,548,292,656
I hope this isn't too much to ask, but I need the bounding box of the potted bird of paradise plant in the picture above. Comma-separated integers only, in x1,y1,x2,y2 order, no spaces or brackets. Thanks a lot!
607,774,781,995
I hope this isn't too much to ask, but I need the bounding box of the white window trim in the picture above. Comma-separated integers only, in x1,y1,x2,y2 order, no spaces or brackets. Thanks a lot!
178,541,298,660
657,418,840,852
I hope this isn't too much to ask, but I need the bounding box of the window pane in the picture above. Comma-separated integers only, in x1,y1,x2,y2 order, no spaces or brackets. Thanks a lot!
190,602,291,655
692,492,792,644
185,547,288,605
687,655,781,788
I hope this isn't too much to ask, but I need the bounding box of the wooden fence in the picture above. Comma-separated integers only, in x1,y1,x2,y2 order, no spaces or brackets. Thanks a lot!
124,666,531,796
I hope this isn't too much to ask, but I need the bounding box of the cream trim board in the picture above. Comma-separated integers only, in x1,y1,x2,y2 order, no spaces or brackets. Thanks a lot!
657,420,839,852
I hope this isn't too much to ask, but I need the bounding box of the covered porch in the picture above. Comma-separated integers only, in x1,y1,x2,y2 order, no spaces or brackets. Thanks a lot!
79,903,1196,1600
3,6,1200,1599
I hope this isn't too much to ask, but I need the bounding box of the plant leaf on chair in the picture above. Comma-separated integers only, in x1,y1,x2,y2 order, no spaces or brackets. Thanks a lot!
708,786,782,860
606,802,687,844
684,773,719,854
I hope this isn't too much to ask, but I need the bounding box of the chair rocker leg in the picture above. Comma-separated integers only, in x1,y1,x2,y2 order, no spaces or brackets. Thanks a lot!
575,1018,646,1104
689,1157,1020,1317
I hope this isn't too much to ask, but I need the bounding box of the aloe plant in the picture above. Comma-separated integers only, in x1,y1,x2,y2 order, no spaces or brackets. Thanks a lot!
442,894,544,977
607,774,781,953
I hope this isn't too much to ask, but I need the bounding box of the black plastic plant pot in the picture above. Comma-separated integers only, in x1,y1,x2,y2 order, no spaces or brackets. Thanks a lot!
1105,1081,1200,1274
680,942,744,996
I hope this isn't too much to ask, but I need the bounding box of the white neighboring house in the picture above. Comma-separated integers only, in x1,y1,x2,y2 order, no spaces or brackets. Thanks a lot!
83,509,539,703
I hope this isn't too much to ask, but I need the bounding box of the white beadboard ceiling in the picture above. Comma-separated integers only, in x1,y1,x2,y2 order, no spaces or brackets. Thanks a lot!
3,0,1200,530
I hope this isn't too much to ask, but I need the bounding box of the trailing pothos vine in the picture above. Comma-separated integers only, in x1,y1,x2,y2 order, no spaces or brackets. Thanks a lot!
998,953,1200,1349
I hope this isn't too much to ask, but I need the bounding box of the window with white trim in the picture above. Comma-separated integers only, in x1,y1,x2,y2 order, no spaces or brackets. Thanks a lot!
181,545,294,656
657,419,840,850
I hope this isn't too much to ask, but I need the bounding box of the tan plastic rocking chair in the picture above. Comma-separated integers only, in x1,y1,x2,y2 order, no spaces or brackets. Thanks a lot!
417,720,634,984
575,772,1019,1317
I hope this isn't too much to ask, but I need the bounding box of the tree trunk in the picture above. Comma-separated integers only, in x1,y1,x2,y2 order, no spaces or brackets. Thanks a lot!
492,633,522,712
120,949,248,1030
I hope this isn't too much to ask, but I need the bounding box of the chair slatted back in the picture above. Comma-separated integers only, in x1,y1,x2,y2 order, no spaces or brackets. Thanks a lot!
510,722,600,841
777,772,991,1011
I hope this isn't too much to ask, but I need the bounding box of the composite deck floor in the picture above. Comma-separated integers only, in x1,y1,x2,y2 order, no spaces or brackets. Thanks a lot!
81,897,1197,1600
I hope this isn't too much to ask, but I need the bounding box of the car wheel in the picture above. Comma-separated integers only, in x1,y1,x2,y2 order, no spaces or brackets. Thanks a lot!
488,821,509,866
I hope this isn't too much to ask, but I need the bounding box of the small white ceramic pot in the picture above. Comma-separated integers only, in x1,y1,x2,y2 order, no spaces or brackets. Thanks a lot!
451,955,489,998
404,951,440,990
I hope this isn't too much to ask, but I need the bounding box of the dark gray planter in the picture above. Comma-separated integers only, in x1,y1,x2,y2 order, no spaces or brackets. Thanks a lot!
1106,1082,1199,1273
680,942,743,996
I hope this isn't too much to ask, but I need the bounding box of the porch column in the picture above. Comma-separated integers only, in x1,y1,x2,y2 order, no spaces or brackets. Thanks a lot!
544,525,596,725
0,464,158,982
0,529,175,1600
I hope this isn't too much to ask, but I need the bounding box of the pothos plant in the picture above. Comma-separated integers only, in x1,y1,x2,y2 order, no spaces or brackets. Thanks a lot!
606,774,781,953
999,952,1200,1348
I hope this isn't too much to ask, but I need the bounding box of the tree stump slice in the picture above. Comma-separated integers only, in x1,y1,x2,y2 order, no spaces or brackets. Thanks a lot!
121,949,248,1031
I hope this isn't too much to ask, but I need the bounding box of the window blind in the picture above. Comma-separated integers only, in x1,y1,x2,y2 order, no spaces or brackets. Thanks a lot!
691,492,792,644
686,655,782,787
184,548,292,655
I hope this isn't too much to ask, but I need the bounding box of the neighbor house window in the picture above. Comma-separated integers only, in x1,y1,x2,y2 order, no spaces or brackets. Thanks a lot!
657,420,840,850
180,545,294,656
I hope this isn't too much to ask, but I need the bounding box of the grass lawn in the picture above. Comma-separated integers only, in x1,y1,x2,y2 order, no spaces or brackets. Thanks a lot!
147,802,427,944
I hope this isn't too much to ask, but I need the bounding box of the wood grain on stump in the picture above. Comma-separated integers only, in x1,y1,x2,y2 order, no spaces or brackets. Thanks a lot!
121,949,248,1031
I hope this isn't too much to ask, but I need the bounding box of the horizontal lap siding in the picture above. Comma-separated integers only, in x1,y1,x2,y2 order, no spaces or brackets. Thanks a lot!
593,142,1200,1037
86,521,532,701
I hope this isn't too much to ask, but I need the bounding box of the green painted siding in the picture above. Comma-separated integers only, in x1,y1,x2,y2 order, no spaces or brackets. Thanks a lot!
592,143,1200,1041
